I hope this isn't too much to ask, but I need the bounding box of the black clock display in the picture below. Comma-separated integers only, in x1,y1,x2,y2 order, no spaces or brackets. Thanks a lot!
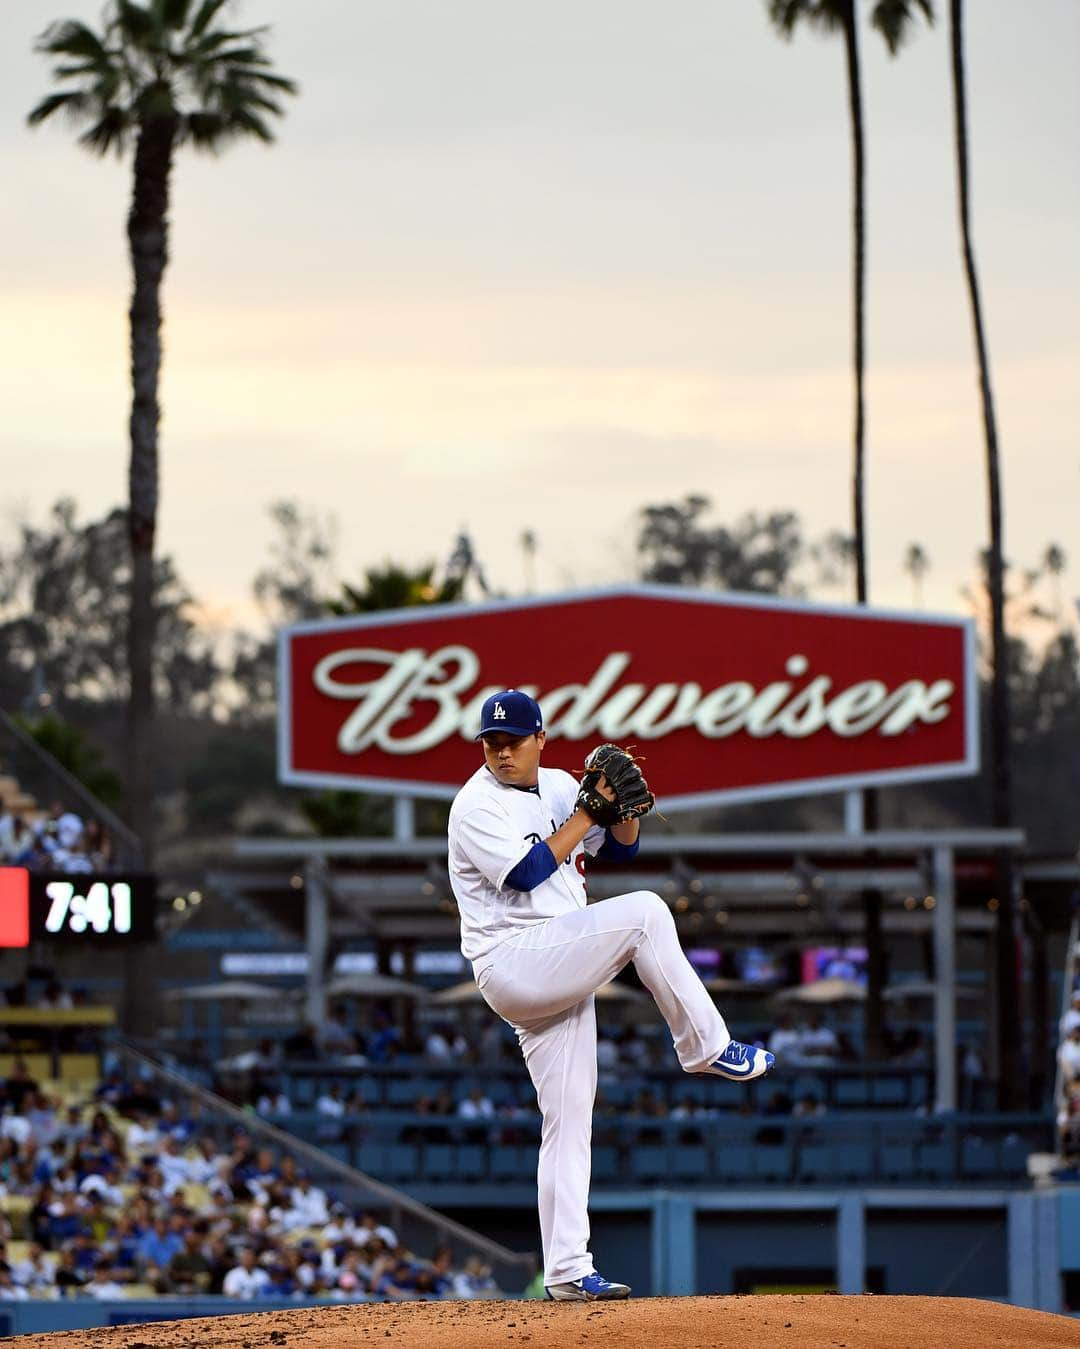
29,872,157,942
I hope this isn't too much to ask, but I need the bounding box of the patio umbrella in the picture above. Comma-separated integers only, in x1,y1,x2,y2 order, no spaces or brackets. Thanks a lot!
704,977,776,996
430,978,647,1005
323,972,430,1000
773,977,867,1005
163,980,283,1002
883,981,983,1003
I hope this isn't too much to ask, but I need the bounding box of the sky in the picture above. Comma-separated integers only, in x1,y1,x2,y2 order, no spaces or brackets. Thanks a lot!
2,0,1078,636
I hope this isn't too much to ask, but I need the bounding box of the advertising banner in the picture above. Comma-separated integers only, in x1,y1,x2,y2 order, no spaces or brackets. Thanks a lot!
278,586,977,809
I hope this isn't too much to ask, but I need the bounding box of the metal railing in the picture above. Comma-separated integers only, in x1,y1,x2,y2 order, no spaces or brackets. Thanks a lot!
204,1056,949,1113
113,1042,537,1288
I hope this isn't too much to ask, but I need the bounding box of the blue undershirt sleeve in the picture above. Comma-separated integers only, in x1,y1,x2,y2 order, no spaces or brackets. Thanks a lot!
505,841,559,892
596,831,640,862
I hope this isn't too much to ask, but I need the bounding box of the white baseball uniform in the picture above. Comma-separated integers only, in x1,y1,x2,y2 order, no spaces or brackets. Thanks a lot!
448,763,732,1286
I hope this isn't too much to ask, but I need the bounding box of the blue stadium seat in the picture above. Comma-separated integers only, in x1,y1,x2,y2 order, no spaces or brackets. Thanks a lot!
598,1082,635,1108
457,1145,487,1180
871,1077,910,1107
355,1078,382,1106
592,1145,619,1183
386,1078,424,1107
670,1144,708,1181
751,1143,794,1183
800,1142,874,1182
421,1144,456,1180
915,1140,953,1180
320,1142,352,1166
1000,1136,1032,1176
833,1078,871,1108
490,1145,522,1180
878,1142,917,1179
355,1143,387,1175
960,1136,1000,1178
630,1145,669,1183
386,1144,420,1180
712,1143,755,1182
291,1078,316,1107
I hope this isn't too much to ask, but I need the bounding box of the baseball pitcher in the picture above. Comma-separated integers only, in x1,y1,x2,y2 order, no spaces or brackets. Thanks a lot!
447,689,773,1301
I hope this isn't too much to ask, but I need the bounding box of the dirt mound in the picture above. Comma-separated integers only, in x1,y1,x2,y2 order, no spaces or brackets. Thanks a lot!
9,1295,1080,1349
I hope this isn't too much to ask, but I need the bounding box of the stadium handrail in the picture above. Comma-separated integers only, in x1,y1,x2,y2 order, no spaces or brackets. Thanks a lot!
114,1040,538,1280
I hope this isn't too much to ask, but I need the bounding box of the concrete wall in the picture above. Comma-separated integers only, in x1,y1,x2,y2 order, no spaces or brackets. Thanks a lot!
449,1185,1066,1311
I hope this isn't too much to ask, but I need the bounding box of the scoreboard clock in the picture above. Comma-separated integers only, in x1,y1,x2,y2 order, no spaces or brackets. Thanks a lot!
0,869,157,945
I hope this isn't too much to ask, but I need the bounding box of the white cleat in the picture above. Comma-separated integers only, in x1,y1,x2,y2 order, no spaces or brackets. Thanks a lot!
704,1039,775,1082
545,1272,631,1300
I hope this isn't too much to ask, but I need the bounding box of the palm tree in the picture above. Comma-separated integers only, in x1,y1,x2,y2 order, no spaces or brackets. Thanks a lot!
903,542,930,607
1042,543,1067,622
768,0,933,1061
947,0,1020,1105
329,564,465,616
521,530,539,595
767,0,933,605
28,1,297,858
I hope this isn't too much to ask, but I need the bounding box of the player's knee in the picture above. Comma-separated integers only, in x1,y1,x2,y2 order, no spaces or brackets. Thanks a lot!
636,890,672,930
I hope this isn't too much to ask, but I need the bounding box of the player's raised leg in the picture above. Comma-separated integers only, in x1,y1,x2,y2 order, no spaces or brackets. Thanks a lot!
479,890,772,1081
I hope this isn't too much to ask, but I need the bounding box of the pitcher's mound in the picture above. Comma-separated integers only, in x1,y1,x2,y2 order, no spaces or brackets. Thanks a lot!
10,1294,1080,1349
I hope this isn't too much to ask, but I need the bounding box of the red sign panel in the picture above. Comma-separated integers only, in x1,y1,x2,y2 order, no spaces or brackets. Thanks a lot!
278,586,977,809
0,868,30,947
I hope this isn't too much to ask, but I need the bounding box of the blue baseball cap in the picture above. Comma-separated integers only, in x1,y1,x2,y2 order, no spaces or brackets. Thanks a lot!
476,689,543,739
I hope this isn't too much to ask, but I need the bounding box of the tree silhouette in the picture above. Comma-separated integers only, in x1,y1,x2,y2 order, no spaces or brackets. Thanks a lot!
903,542,930,607
28,0,297,857
767,0,934,604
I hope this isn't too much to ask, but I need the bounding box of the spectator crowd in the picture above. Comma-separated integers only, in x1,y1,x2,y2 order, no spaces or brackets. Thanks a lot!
0,800,114,874
0,1058,500,1303
1057,986,1080,1163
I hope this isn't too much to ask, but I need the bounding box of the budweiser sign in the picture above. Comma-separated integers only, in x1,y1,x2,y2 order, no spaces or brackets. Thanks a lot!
278,586,977,808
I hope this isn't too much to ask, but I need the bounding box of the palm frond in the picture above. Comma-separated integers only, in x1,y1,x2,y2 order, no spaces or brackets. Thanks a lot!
113,1,160,49
200,44,267,68
52,61,106,78
35,19,110,62
767,0,847,39
227,88,285,117
77,105,132,157
183,109,226,148
26,90,90,126
188,0,230,40
242,71,298,94
156,0,196,31
227,106,274,142
182,28,271,62
870,0,935,55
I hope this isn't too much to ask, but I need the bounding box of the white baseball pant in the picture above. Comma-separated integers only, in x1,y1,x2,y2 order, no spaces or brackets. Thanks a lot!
475,890,731,1286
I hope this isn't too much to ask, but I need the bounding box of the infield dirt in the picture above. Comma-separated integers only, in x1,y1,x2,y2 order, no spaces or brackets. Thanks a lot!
7,1295,1080,1349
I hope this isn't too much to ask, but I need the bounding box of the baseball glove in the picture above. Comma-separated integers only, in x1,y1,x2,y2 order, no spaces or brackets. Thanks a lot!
575,743,655,827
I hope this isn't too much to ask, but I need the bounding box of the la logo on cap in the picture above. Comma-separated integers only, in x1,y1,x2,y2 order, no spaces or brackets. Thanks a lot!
493,703,506,720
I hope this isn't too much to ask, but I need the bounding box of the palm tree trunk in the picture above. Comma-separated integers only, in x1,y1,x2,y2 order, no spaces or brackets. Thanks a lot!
841,0,886,1061
842,1,868,607
949,0,1021,1108
125,117,176,864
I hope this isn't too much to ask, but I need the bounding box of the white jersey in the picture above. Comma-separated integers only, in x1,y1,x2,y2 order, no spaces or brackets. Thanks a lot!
448,765,606,964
